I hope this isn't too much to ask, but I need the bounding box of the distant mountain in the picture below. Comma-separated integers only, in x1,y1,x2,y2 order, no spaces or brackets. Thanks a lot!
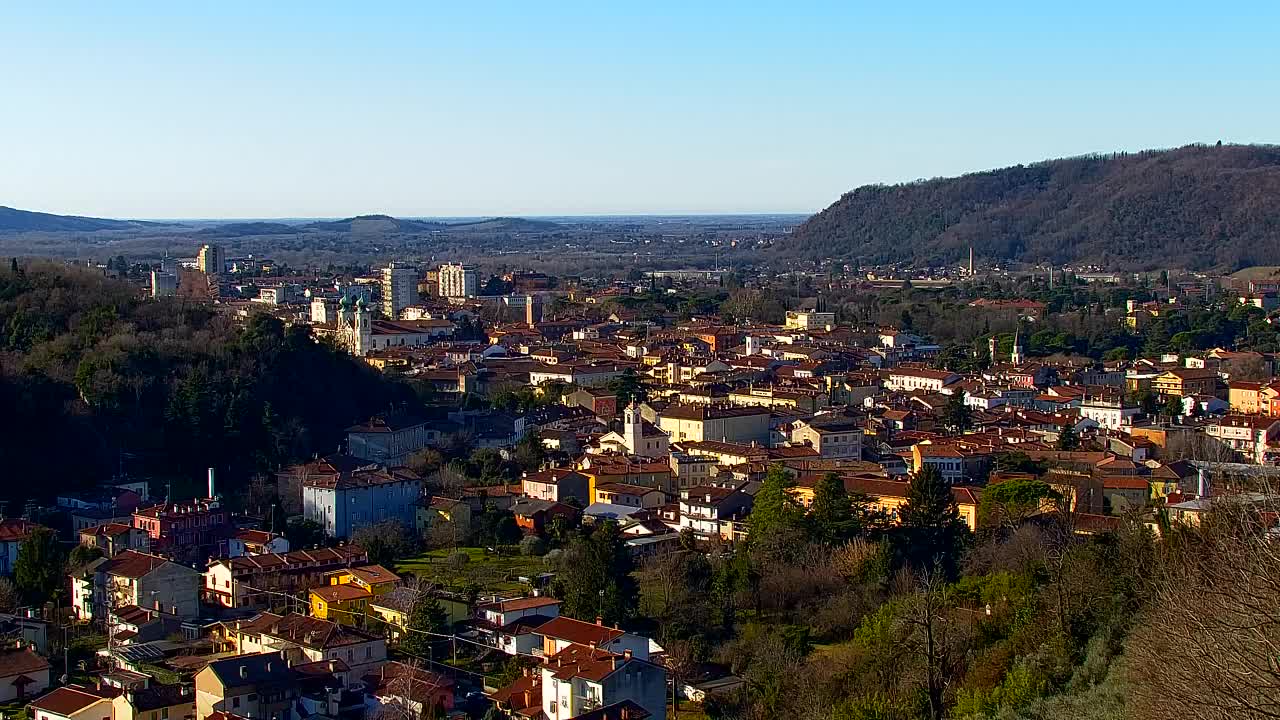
785,144,1280,271
445,217,563,233
197,222,302,237
305,215,450,234
0,206,163,233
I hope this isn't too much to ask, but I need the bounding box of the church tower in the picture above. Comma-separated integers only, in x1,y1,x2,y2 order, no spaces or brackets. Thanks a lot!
1011,328,1025,365
352,296,372,356
623,402,643,455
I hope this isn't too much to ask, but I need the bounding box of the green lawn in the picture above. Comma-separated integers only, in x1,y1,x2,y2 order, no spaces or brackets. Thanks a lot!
397,547,549,595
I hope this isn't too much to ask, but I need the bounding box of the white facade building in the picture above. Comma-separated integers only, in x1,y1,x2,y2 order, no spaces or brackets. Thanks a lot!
439,263,478,298
380,263,418,319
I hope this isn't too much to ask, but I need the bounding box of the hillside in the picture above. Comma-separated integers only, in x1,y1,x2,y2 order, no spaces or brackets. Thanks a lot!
446,217,562,233
787,144,1280,271
0,206,163,233
197,221,302,237
305,214,449,234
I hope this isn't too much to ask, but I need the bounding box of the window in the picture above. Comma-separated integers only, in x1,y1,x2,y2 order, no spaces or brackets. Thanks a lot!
365,646,372,659
162,709,169,719
247,694,258,702
232,698,240,709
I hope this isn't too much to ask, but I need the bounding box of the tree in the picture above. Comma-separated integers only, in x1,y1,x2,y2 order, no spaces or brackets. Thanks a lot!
401,584,449,658
552,521,637,625
895,467,968,577
286,518,328,549
15,527,65,604
1164,395,1186,420
66,544,104,571
748,465,805,552
980,478,1060,528
352,520,416,569
809,472,854,544
943,392,972,435
1056,424,1080,451
0,578,19,613
607,369,648,406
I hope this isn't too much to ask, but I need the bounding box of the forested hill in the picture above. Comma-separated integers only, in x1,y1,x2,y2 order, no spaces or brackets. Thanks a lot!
0,262,415,508
786,144,1280,271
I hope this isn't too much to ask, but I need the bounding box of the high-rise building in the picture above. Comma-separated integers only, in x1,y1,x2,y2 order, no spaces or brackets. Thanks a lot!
150,270,177,298
197,244,224,276
380,263,418,318
438,263,478,299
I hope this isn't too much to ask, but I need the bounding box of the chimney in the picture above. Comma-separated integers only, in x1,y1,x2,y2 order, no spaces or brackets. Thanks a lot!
623,649,632,660
595,616,603,626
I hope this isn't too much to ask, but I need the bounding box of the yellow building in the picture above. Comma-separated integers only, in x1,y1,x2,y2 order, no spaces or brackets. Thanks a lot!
788,474,981,531
325,564,401,596
309,583,371,625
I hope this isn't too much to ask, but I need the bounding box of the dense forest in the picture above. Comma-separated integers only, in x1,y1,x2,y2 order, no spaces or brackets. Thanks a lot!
786,144,1280,271
0,261,413,507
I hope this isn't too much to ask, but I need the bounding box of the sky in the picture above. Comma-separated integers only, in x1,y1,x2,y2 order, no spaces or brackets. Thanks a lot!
2,2,1277,219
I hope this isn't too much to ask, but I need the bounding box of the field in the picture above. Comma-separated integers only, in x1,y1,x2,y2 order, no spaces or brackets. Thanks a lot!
396,547,550,595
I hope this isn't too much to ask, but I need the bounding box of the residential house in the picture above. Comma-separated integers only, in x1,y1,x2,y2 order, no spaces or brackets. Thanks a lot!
71,551,201,623
1153,368,1221,399
79,523,149,557
29,686,116,720
566,387,619,418
224,612,387,675
132,500,231,563
884,369,958,393
790,475,982,531
522,469,592,504
415,497,472,542
475,596,563,655
301,466,422,539
1229,380,1263,415
226,530,289,558
536,616,652,661
1204,415,1280,464
1101,477,1149,514
346,413,435,467
0,520,44,576
657,404,770,445
112,683,195,720
194,652,305,720
538,644,667,720
0,645,50,701
205,546,369,609
591,484,667,510
678,486,753,541
370,587,468,639
511,500,580,534
790,419,863,459
309,585,371,627
363,661,455,719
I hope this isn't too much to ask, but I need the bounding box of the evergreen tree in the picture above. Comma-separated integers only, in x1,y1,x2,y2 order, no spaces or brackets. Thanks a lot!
748,465,805,551
895,466,968,578
15,527,65,604
809,472,853,544
401,592,449,657
552,521,637,625
943,392,972,435
1056,424,1080,451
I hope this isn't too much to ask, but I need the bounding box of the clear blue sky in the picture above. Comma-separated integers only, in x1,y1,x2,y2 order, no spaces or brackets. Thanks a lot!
2,2,1276,219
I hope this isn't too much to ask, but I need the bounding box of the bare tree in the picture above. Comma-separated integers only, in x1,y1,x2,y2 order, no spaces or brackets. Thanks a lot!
899,568,975,720
1127,491,1280,720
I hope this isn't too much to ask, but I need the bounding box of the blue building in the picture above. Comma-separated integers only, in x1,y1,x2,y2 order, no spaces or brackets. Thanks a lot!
301,466,422,539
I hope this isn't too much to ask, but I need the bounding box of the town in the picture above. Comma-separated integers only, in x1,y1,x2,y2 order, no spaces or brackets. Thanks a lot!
1,241,1278,720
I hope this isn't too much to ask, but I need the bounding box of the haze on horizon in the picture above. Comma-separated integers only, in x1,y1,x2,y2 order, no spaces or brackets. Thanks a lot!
3,1,1277,220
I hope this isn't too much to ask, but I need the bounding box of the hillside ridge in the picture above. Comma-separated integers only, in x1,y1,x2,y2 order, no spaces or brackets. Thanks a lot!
786,143,1280,271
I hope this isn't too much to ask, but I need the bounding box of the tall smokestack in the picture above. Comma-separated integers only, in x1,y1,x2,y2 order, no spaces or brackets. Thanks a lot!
208,468,216,499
